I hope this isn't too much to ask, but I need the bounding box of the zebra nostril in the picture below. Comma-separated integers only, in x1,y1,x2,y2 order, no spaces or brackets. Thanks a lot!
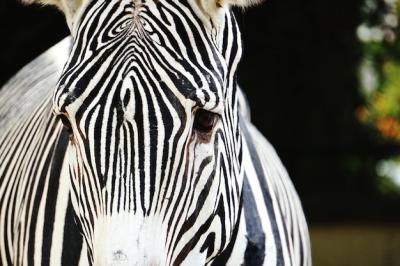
112,250,128,262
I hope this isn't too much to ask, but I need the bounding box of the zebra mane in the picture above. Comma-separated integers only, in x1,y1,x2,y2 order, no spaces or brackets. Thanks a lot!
129,0,146,37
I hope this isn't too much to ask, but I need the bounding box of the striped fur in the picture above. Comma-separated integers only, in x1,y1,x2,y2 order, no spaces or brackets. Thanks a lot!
0,0,311,265
0,38,87,266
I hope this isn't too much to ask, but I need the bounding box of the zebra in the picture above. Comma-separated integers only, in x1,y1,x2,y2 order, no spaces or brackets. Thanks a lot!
0,0,311,265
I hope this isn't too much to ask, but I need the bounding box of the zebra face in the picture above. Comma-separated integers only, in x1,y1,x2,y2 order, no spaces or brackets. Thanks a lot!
52,0,247,264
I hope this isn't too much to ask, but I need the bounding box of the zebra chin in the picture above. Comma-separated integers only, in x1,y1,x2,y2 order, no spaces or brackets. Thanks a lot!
91,213,208,266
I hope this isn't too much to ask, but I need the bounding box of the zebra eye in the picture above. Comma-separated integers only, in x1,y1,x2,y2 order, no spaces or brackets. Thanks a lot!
58,114,73,136
193,109,218,133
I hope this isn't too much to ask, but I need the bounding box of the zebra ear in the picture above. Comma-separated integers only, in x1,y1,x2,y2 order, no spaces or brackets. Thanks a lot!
197,0,262,14
217,0,263,7
194,0,262,28
20,0,83,30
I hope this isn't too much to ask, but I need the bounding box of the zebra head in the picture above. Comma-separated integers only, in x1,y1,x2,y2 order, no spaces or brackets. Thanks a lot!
26,0,258,264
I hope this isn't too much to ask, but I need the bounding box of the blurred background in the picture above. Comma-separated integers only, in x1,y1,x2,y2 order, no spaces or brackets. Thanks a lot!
1,0,400,264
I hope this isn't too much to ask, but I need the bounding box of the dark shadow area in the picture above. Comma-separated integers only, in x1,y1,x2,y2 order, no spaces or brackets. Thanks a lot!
0,0,68,85
234,0,400,223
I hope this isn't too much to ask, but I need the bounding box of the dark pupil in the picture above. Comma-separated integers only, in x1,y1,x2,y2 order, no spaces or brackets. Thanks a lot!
194,109,216,132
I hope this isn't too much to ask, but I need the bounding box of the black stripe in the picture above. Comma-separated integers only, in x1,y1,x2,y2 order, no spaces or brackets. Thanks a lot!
240,119,284,265
243,173,265,265
61,200,84,266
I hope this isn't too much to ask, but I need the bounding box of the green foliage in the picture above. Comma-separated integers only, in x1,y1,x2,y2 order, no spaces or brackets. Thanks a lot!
358,0,400,195
359,0,400,142
375,62,400,117
376,156,400,196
